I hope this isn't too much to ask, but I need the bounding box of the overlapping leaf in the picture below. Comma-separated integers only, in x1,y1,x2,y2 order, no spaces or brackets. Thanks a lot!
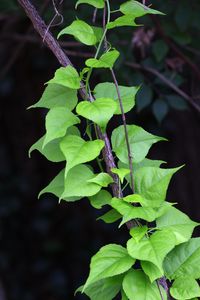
83,244,135,290
164,238,200,280
97,209,121,224
89,190,112,209
122,269,167,300
76,98,117,129
29,84,78,110
43,107,80,147
94,82,139,114
58,20,97,45
156,206,198,245
111,125,165,164
85,50,119,68
134,166,182,207
170,277,200,300
127,230,176,273
111,168,130,183
47,66,81,89
88,173,113,187
61,164,102,198
60,135,104,176
107,15,137,29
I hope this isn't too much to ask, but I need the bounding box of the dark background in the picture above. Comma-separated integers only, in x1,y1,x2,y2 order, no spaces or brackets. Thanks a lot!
0,0,200,299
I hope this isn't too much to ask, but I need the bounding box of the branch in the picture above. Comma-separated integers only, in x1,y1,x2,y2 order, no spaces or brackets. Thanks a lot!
17,0,120,197
126,62,200,113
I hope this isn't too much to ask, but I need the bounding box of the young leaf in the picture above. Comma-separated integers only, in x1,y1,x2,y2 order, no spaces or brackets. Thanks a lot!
29,84,78,110
120,1,164,18
85,50,120,68
163,238,200,280
39,169,80,202
156,206,199,245
76,98,117,129
170,277,200,300
61,164,102,199
83,244,135,291
87,173,113,187
88,190,112,209
111,168,130,183
77,275,123,300
107,15,137,29
76,0,104,9
134,166,182,207
141,261,163,283
43,107,80,147
111,125,165,164
58,20,97,46
97,209,122,224
47,66,81,89
94,82,139,114
59,135,104,176
130,225,148,243
29,135,65,162
122,269,167,300
127,229,176,273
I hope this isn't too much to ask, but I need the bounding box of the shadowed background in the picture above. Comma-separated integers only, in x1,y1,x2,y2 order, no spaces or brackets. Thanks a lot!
0,0,200,299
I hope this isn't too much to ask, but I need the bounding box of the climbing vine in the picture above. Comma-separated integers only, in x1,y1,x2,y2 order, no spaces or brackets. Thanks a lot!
28,0,200,299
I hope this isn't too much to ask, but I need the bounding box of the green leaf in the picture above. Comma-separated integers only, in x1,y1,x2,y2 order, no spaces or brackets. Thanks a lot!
94,82,139,114
120,1,164,18
47,66,81,89
163,238,200,280
29,135,65,162
92,26,103,43
121,290,128,300
170,277,200,300
60,135,104,176
130,226,148,243
76,98,117,129
39,169,80,202
76,0,104,9
127,230,176,274
135,166,182,207
152,40,169,62
89,190,112,209
29,84,78,110
43,107,80,147
58,20,97,46
85,50,120,68
111,125,165,164
152,99,169,123
166,95,188,111
88,173,113,187
122,269,167,300
141,261,163,283
97,209,121,224
107,15,137,29
61,164,102,199
133,158,165,172
111,198,165,225
77,275,123,300
136,84,153,112
156,206,198,245
83,244,135,291
111,168,130,183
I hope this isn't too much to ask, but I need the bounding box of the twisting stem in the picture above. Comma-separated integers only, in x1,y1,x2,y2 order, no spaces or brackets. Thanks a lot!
104,0,135,192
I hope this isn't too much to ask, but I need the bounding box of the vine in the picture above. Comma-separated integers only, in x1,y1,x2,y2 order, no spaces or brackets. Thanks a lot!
23,0,200,299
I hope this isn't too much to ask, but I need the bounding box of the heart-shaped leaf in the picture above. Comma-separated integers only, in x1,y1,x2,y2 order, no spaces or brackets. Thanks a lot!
43,107,80,147
94,82,139,114
85,50,119,68
87,173,113,187
47,66,81,89
89,190,112,209
111,125,165,164
120,1,164,18
58,20,97,45
60,135,104,176
170,277,200,300
76,98,117,129
83,244,135,291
